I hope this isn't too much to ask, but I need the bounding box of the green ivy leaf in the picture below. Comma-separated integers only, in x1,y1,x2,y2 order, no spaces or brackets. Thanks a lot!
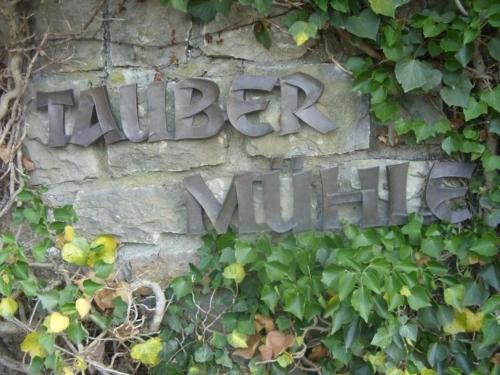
395,59,442,93
171,277,192,299
470,232,498,256
481,86,500,112
83,280,103,296
261,285,279,312
421,237,444,258
464,98,488,121
284,291,305,320
482,151,500,172
351,286,372,322
67,320,89,345
440,74,473,108
234,240,256,265
407,286,431,310
345,9,380,41
369,0,396,17
444,284,465,310
487,35,500,61
253,21,272,50
371,326,392,348
194,344,214,363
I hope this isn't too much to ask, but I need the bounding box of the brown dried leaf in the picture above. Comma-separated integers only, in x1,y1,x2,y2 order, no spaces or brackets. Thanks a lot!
308,345,328,362
94,282,130,312
265,330,295,358
0,146,10,163
258,344,273,361
22,157,35,171
232,334,261,359
255,314,275,333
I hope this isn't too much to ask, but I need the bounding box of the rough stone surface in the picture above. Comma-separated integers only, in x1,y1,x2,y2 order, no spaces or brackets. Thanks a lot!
244,63,370,157
73,181,186,244
108,1,191,66
107,133,229,177
116,236,203,286
200,5,312,62
32,0,103,39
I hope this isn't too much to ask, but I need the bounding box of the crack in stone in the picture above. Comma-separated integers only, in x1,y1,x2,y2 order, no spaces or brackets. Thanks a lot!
102,0,112,81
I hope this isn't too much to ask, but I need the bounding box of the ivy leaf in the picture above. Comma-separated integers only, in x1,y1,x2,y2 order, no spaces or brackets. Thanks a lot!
223,263,245,284
284,291,305,320
194,344,214,363
470,232,498,256
254,0,273,14
371,326,392,348
427,342,448,367
45,312,70,334
261,285,279,312
253,22,272,50
0,297,18,318
421,237,443,258
338,271,356,300
21,332,46,358
131,337,163,366
481,86,500,112
444,285,465,310
289,21,317,46
351,286,372,322
464,98,487,121
482,151,500,172
454,43,474,67
83,280,103,296
227,330,248,348
487,35,500,61
395,59,442,93
369,0,396,17
235,240,256,265
345,9,380,41
171,277,192,299
407,286,431,310
67,320,89,345
313,0,328,12
171,0,188,12
440,74,473,108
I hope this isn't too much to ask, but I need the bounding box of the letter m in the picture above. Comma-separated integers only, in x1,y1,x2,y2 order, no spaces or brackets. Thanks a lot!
184,174,237,234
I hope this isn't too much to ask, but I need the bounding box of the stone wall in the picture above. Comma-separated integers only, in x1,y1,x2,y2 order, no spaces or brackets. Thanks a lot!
18,0,443,284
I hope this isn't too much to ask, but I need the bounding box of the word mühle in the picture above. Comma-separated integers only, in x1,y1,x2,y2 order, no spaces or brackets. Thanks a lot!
184,161,476,234
36,73,336,147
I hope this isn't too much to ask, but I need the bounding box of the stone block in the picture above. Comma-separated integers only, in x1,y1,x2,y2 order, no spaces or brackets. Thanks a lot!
116,236,203,286
32,0,103,39
73,181,187,243
107,134,228,177
244,63,370,157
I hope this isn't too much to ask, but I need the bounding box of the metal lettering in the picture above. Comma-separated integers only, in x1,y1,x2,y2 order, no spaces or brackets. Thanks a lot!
174,78,224,139
184,174,237,234
36,90,74,147
69,87,125,146
321,166,380,229
227,75,277,137
119,84,148,142
293,170,313,232
387,162,409,225
234,173,267,233
425,161,476,223
147,82,174,141
262,171,295,233
280,72,337,135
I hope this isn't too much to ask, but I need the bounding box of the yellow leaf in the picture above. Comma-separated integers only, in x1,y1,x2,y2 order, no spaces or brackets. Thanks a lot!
130,337,162,366
400,286,412,297
223,263,245,284
0,297,18,318
444,308,484,335
277,352,293,368
227,330,248,348
89,235,118,265
421,369,438,375
74,356,87,371
64,226,75,242
20,332,46,358
45,312,70,333
75,298,91,319
1,273,10,284
294,32,309,46
62,367,74,375
61,242,88,266
464,308,484,332
368,351,386,368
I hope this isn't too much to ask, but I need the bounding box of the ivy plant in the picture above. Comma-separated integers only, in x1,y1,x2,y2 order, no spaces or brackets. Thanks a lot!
153,215,499,374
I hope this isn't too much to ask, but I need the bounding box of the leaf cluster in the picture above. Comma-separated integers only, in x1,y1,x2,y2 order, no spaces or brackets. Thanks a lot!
156,215,499,374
